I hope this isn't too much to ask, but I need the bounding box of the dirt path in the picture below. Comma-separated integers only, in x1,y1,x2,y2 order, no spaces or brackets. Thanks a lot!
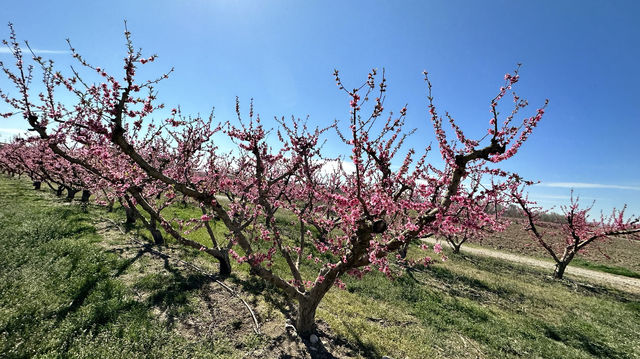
422,238,640,295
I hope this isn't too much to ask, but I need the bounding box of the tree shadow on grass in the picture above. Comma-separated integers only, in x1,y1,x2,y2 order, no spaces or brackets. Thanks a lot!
404,264,527,305
55,243,152,322
45,242,217,355
115,240,219,328
556,278,640,304
543,324,629,359
147,254,211,328
230,274,296,322
317,321,381,359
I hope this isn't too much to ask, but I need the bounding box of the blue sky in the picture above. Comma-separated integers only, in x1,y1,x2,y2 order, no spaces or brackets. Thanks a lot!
1,0,639,216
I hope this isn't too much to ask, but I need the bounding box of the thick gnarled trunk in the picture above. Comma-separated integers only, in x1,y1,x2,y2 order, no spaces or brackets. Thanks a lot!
553,252,575,279
217,252,232,278
147,217,164,245
124,205,136,226
65,187,79,201
149,227,163,245
451,243,462,254
553,262,568,279
106,199,114,212
398,242,410,259
295,295,322,336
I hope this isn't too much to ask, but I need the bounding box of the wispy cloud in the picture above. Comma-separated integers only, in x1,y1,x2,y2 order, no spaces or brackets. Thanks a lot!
0,128,28,135
320,159,356,175
0,128,29,141
0,48,69,55
538,182,640,191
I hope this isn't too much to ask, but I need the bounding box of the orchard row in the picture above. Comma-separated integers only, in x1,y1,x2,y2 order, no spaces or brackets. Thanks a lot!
0,24,637,336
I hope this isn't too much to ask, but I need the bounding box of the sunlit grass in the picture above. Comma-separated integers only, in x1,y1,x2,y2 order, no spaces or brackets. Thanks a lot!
0,178,238,358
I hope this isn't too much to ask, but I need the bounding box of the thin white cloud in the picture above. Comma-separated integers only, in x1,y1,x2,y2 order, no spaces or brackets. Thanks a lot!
0,128,28,135
538,182,640,191
0,48,69,55
0,128,29,141
320,159,356,175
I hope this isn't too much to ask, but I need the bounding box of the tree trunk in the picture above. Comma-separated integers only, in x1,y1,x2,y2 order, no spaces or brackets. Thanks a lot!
446,236,466,254
80,189,91,203
553,261,568,279
217,252,232,278
106,199,114,212
398,241,410,259
56,185,64,196
150,227,163,245
124,205,136,226
295,296,321,336
66,188,79,201
33,181,41,190
148,217,164,245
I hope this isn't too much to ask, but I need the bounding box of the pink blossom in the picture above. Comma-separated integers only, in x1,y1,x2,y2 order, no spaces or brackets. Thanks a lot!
434,243,442,254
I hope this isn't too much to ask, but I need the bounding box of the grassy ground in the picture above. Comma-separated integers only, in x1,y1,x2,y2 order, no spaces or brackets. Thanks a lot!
1,176,639,358
0,178,243,358
567,258,640,279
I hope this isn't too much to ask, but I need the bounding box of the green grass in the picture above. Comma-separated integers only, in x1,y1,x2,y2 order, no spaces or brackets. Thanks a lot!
1,176,639,358
319,251,640,358
570,258,640,279
0,178,238,358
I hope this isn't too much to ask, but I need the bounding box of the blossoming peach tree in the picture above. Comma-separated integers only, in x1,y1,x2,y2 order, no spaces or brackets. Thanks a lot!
436,173,512,254
1,24,547,335
511,188,640,279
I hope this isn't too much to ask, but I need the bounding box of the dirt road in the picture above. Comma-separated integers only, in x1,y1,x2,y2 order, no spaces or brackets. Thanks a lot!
421,238,640,295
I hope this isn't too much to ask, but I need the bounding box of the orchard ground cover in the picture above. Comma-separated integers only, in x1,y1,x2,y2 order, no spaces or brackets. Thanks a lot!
2,175,639,359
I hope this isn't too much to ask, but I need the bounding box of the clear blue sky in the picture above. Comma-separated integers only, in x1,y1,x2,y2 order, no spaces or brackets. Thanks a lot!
1,0,639,216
